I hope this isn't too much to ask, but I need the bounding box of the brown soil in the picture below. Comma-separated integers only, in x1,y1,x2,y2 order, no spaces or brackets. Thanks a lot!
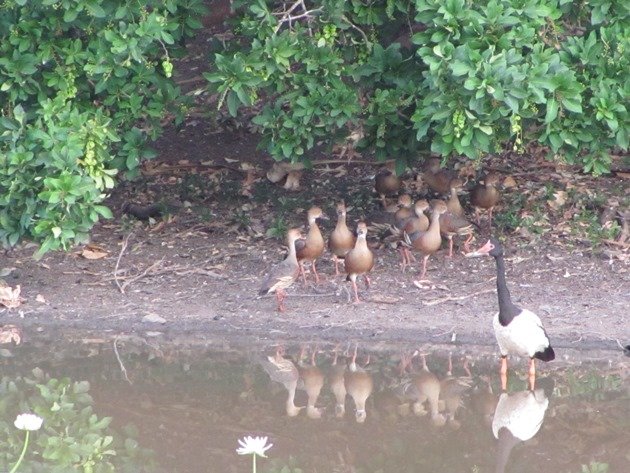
3,124,628,351
1,20,628,352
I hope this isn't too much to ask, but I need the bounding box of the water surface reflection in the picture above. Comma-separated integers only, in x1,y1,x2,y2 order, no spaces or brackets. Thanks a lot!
3,336,629,472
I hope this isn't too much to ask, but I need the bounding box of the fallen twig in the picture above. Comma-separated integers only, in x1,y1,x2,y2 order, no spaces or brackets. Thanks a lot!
173,268,226,279
422,289,494,306
113,338,132,385
114,233,133,294
120,258,165,292
432,325,457,337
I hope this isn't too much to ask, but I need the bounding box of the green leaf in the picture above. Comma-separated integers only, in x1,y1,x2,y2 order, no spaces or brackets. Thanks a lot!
0,117,20,131
85,1,106,18
451,61,470,76
545,98,558,123
547,133,562,151
227,91,239,117
94,205,113,219
281,142,293,158
616,127,629,150
561,97,583,114
63,9,79,23
74,380,91,394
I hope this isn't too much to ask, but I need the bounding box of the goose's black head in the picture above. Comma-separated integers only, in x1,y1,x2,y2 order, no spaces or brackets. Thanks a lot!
467,237,504,258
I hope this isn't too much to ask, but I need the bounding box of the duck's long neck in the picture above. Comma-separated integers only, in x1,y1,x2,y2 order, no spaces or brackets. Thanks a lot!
309,218,322,237
336,213,347,230
495,255,520,325
355,234,368,251
287,237,298,260
448,188,461,210
428,212,441,234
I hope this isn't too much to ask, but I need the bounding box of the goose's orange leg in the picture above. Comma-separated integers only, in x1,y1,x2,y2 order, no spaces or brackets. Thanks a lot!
528,358,536,391
500,356,508,391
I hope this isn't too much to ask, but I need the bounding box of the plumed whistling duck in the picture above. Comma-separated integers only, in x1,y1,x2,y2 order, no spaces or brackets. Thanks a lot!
433,197,475,258
328,201,356,276
470,171,501,228
344,222,374,304
402,200,447,283
374,161,402,208
468,237,555,390
446,178,465,217
295,206,327,283
423,157,457,195
259,228,302,312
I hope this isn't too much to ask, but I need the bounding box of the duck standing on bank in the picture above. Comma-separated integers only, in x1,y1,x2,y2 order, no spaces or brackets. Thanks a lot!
328,201,356,276
402,200,447,283
470,172,501,227
423,158,458,195
467,237,555,390
295,206,327,283
374,161,402,209
398,199,430,269
259,228,303,312
435,197,474,258
344,222,374,303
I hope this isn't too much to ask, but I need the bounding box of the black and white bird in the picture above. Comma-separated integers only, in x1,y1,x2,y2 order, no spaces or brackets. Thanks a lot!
492,379,553,473
468,237,555,390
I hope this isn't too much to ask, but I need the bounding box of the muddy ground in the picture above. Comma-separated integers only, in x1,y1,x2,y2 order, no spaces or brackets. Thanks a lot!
2,124,628,352
1,19,628,352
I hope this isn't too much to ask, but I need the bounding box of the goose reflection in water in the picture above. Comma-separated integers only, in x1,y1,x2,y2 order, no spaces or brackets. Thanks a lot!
492,378,554,473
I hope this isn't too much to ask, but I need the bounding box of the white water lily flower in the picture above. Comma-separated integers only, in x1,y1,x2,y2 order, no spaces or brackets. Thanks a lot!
14,413,43,431
236,436,273,457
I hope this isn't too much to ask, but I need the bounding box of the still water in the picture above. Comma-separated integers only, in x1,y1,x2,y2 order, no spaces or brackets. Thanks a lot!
1,334,628,472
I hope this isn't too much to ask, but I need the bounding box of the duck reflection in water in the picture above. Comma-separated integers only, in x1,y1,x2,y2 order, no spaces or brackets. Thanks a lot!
492,377,554,473
344,344,374,423
259,346,303,417
328,345,347,418
296,346,325,419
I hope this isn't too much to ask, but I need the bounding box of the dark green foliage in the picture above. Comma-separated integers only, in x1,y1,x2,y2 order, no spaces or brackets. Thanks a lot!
0,374,155,472
0,0,205,255
206,0,628,171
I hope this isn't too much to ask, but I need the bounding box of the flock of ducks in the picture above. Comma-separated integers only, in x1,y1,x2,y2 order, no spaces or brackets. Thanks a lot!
259,158,554,390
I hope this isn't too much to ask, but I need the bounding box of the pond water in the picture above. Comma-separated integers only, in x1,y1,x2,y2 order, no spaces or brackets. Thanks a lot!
1,334,628,473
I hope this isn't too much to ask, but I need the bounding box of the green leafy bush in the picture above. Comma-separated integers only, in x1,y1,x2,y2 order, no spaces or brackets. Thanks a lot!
0,0,204,255
0,373,155,472
207,0,628,170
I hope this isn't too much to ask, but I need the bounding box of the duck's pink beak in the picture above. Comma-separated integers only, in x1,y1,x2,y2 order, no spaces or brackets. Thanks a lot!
465,239,493,257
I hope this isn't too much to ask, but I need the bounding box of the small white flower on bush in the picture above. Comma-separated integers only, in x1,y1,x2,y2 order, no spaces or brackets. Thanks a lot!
236,436,273,458
14,413,43,431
